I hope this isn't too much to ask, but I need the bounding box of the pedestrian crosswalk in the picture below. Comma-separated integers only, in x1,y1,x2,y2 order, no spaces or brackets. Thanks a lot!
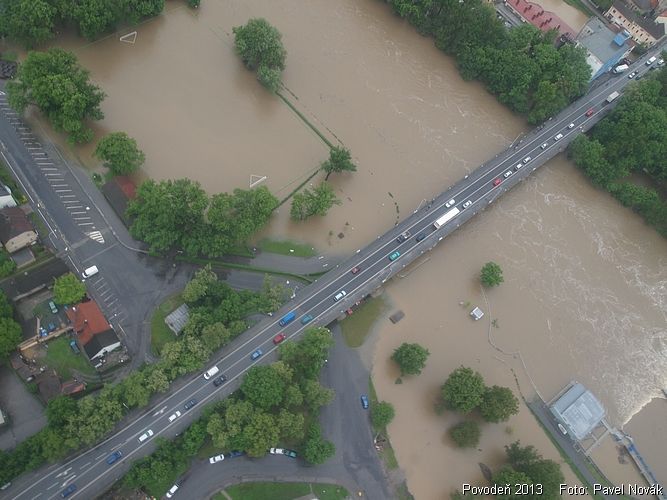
87,231,105,244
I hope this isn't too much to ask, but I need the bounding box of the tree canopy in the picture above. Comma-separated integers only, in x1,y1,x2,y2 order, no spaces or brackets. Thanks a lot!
0,317,22,360
290,182,341,221
371,401,396,429
233,18,287,92
0,0,57,48
94,132,145,176
6,49,105,144
480,385,519,423
441,366,486,414
53,273,87,305
480,261,504,288
448,420,481,448
391,342,430,377
505,441,564,499
322,147,357,180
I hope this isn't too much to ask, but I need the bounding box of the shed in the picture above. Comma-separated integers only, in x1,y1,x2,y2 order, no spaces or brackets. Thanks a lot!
165,304,190,335
470,307,484,321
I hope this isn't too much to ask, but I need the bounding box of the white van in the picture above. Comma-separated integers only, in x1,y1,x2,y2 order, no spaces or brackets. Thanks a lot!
203,366,220,380
333,290,347,301
82,265,99,279
165,483,179,498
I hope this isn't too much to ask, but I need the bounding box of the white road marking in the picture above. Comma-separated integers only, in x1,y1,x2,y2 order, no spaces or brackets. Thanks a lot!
80,461,91,469
78,222,94,225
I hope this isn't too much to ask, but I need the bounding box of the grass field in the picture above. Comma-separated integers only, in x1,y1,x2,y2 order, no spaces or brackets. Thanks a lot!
44,337,96,379
215,482,348,500
258,238,317,258
150,293,183,355
340,296,387,347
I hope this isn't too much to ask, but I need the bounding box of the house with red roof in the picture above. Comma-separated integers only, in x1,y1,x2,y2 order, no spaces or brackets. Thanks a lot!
66,300,121,361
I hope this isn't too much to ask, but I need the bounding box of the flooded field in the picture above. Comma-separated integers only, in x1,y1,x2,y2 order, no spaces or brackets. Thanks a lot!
3,0,665,497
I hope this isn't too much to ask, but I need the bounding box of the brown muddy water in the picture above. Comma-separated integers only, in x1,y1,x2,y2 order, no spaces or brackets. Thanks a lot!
4,0,665,497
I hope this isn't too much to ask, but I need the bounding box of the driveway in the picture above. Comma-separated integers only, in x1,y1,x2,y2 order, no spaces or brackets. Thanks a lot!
0,366,47,451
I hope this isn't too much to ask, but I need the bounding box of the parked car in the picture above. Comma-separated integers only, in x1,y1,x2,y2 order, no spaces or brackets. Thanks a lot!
333,290,347,301
209,454,225,464
388,251,400,261
61,484,77,498
503,171,513,178
270,448,285,455
493,178,502,186
360,395,369,409
106,451,122,465
48,301,58,314
69,340,80,354
250,349,263,360
554,133,563,141
285,449,298,458
462,200,472,209
168,411,182,423
166,483,180,498
226,450,244,458
523,156,531,163
540,142,548,149
346,308,354,316
183,399,198,410
350,266,361,274
273,333,286,344
138,429,154,443
300,314,313,325
213,375,227,387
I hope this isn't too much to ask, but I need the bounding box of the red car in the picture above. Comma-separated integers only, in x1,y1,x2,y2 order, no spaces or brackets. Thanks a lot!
351,266,361,274
585,108,594,117
273,333,286,344
346,308,354,316
493,178,502,187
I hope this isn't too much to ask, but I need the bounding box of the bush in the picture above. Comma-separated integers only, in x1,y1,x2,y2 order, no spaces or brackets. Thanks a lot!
449,420,481,448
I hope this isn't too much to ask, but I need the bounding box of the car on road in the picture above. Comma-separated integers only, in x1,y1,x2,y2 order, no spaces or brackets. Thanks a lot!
585,108,594,117
523,156,531,163
82,265,99,279
285,449,298,458
350,266,361,274
515,163,523,171
250,349,263,360
445,199,456,208
360,395,369,409
270,447,285,455
628,71,636,78
184,399,198,410
396,230,411,243
166,482,180,498
493,178,502,186
168,410,182,422
273,333,286,344
416,232,427,241
462,200,472,209
138,429,154,443
227,450,245,458
333,290,347,301
567,123,575,129
503,171,512,178
300,314,313,325
213,375,227,387
61,484,77,498
541,142,548,149
48,300,58,314
554,133,563,141
106,450,122,465
209,454,225,464
388,251,400,261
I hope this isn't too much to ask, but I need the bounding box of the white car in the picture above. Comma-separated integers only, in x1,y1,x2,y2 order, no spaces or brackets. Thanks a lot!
168,411,182,423
462,200,472,209
445,199,456,208
209,454,225,464
523,156,531,163
567,123,575,129
166,483,179,498
541,143,548,149
270,448,285,455
138,429,154,443
554,133,563,141
503,171,513,178
515,163,523,171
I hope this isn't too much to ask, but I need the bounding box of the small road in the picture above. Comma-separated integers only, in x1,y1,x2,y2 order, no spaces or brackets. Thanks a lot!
176,323,391,500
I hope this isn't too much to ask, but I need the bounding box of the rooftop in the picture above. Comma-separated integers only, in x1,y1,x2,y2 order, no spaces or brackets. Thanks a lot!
165,303,190,335
0,206,34,243
82,328,120,359
66,301,111,346
550,382,606,441
578,18,630,62
608,0,665,39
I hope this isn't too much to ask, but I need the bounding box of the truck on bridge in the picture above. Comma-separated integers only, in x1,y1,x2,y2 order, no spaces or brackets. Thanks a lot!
279,311,296,327
605,91,620,104
433,207,460,229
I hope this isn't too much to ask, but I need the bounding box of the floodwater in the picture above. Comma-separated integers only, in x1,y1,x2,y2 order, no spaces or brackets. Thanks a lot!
4,0,666,497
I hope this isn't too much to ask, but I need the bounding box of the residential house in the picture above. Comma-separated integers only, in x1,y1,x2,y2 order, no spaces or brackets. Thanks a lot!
0,183,17,209
0,207,37,253
656,9,667,28
605,0,665,46
0,257,69,301
576,18,634,79
65,300,121,361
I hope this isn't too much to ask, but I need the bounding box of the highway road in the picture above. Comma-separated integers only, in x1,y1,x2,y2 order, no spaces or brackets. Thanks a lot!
3,46,665,500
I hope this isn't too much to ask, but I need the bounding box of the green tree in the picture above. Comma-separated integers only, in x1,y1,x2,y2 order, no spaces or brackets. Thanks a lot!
241,365,286,411
70,0,120,40
242,411,279,457
480,261,503,288
448,420,481,448
7,49,105,143
258,275,288,313
53,273,86,305
182,265,218,303
441,366,486,414
301,378,334,412
568,136,616,187
0,0,57,48
0,250,17,278
145,366,170,393
46,395,77,428
0,290,14,319
233,18,286,71
122,0,165,24
187,0,201,7
276,408,305,442
391,342,430,376
303,423,335,465
371,401,395,429
122,371,151,408
257,65,282,93
480,385,519,423
492,466,533,500
127,178,208,255
505,441,564,499
94,132,145,176
321,147,357,180
290,182,341,221
279,327,333,379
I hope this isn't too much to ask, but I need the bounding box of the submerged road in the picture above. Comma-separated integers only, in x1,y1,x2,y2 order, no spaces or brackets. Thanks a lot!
3,47,665,500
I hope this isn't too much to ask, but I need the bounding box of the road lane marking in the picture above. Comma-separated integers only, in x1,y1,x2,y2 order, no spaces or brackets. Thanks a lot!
73,217,91,221
78,222,94,225
66,205,83,209
46,484,58,491
79,462,91,470
55,189,72,193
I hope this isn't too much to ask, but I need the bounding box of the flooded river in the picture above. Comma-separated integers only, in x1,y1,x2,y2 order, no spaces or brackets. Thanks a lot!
5,0,665,497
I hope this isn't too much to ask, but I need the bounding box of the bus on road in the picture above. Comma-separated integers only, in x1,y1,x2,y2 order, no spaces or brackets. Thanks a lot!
433,207,460,229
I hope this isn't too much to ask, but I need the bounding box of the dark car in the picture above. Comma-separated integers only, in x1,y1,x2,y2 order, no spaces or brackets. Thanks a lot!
213,375,227,387
227,450,245,458
285,449,298,458
251,349,263,360
360,395,369,409
415,233,426,242
61,484,77,498
106,450,122,465
184,399,198,410
396,231,410,243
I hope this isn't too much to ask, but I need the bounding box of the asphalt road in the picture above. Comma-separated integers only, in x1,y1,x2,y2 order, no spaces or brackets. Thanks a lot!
3,46,665,500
